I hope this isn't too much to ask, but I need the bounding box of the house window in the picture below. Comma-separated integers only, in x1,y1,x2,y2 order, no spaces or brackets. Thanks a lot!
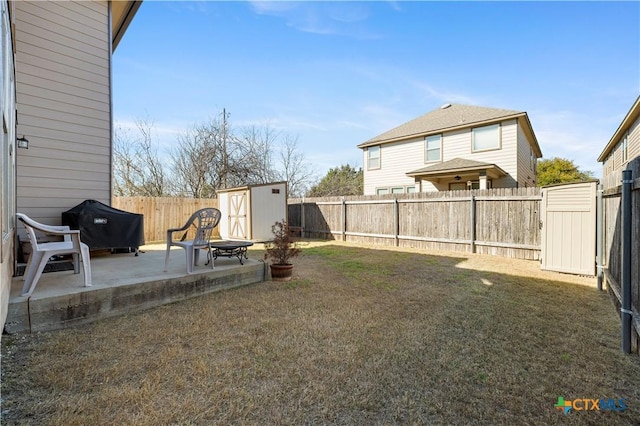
376,187,389,195
622,133,628,163
530,148,535,171
472,124,501,152
425,135,441,162
406,186,416,193
367,145,380,170
391,187,404,194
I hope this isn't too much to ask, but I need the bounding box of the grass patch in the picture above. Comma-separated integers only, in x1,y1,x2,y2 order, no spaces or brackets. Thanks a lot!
2,243,640,425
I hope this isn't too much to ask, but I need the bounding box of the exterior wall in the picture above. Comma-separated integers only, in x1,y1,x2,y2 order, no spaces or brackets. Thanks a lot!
1,0,17,335
601,115,640,188
363,139,424,195
516,121,537,187
15,0,111,225
250,182,287,242
363,119,523,194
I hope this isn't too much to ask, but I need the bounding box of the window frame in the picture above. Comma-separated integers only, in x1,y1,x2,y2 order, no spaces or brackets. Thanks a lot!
472,123,501,153
424,134,441,163
367,145,381,170
375,187,389,195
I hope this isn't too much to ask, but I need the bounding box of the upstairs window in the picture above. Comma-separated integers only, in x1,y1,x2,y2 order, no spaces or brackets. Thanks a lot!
622,133,628,163
367,145,380,170
425,134,441,162
472,124,501,152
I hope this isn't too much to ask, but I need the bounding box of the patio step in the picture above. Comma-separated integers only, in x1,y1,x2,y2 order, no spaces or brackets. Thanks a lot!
5,260,266,334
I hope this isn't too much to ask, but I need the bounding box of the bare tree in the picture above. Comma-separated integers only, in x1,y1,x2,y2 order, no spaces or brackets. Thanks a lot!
235,124,279,185
113,126,139,196
115,110,316,199
112,117,167,196
276,134,317,197
171,122,223,198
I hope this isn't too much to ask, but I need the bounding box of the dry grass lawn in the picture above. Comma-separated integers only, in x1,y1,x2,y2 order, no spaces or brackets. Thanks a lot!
2,241,639,425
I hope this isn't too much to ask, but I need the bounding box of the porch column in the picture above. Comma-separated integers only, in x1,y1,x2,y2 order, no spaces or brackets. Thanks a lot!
479,171,488,190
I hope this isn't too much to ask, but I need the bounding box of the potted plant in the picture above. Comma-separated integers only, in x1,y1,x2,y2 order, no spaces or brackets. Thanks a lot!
264,220,301,281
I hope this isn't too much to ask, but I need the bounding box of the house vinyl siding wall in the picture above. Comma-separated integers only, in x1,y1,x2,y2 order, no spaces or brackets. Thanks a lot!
363,119,523,194
516,121,537,187
15,0,111,224
363,139,424,195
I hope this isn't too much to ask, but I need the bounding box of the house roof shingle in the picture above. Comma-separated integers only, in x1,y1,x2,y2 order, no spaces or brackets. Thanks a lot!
358,103,542,157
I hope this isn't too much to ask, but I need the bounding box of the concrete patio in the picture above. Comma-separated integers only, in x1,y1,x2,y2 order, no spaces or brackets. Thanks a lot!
5,243,267,334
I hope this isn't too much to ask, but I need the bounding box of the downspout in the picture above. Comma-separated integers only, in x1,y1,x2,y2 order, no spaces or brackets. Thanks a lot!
621,169,632,353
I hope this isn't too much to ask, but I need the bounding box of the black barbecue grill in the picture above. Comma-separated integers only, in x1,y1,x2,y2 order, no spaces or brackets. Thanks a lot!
62,200,144,255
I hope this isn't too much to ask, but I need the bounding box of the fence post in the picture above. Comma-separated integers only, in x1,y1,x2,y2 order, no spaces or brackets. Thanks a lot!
469,195,476,253
341,197,346,242
394,198,399,247
621,169,632,353
301,198,305,239
596,183,604,291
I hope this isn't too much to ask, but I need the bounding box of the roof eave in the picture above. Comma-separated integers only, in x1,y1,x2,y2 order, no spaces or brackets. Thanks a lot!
597,96,640,162
357,112,528,149
406,164,507,179
112,0,142,52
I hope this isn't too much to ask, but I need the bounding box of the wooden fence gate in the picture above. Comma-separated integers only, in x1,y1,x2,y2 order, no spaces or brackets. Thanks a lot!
541,181,597,275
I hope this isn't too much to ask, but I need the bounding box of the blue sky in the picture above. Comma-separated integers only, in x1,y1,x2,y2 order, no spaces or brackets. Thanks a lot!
113,1,640,180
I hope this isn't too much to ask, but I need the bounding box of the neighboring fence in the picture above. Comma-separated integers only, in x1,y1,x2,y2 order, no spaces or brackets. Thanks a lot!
288,187,542,260
601,156,640,354
113,197,219,243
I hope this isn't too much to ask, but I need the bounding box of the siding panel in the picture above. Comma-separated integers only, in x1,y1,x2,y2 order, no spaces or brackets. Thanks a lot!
16,0,111,225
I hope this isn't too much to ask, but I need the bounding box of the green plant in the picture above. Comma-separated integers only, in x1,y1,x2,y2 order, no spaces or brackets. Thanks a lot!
263,220,301,265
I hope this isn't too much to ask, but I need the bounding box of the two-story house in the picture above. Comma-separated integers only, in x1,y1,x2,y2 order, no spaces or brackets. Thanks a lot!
357,103,542,195
597,95,640,189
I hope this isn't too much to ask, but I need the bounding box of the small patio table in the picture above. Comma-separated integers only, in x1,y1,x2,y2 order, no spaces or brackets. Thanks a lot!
206,240,254,265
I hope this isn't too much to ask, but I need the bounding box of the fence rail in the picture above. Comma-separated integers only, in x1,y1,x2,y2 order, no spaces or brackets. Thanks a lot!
288,187,542,260
112,197,219,243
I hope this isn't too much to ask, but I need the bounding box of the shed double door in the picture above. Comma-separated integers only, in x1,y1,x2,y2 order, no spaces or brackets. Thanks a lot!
541,181,597,275
228,191,249,239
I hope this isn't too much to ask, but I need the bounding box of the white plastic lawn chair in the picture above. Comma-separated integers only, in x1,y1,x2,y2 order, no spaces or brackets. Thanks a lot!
164,208,221,274
16,213,92,297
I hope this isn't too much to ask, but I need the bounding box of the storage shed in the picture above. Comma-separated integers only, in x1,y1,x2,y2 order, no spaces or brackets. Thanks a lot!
218,182,288,242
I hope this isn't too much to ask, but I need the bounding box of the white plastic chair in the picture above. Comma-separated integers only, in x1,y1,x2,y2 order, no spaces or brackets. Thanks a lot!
164,208,221,274
16,213,92,297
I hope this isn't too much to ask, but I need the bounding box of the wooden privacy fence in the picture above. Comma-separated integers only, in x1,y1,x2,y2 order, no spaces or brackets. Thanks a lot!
601,156,640,353
112,197,219,243
288,187,541,260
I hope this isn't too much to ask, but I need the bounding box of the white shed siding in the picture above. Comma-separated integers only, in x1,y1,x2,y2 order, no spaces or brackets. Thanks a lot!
15,0,111,224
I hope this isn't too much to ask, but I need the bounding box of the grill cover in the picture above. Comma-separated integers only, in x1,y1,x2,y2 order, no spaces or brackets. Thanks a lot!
62,200,144,250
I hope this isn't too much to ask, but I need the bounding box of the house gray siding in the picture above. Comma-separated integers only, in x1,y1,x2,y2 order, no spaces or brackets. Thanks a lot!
15,0,111,224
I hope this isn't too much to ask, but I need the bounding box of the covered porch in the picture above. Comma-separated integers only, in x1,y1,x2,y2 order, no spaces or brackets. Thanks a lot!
407,157,507,191
5,244,266,334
